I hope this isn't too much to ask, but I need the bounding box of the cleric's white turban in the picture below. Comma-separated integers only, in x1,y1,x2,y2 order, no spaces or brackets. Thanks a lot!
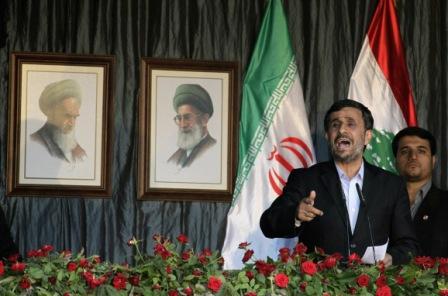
39,79,82,116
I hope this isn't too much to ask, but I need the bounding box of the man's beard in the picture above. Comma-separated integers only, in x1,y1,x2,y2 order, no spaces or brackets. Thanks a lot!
53,128,78,160
177,123,203,150
330,134,365,163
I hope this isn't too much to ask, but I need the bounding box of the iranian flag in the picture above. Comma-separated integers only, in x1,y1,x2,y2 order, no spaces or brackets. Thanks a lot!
348,0,417,173
221,0,315,270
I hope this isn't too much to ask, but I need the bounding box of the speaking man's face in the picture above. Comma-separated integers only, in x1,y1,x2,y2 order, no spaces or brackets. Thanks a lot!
395,135,435,183
325,107,372,164
174,104,209,150
48,97,81,134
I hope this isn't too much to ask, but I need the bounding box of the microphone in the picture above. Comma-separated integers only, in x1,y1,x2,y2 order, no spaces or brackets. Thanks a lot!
339,188,351,262
356,183,377,264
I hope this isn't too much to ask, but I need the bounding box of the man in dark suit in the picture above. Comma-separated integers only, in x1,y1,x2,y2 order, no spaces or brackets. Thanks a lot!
393,127,448,257
260,99,418,266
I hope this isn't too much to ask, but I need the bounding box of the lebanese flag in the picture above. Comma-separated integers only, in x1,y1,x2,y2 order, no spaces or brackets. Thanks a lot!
348,0,417,172
221,0,315,270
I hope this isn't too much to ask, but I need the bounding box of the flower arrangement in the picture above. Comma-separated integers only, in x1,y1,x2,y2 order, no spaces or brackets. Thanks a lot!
0,234,447,295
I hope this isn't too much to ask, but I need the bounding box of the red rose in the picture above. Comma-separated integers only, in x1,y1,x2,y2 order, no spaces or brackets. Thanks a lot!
63,293,71,296
242,250,254,263
0,261,4,276
19,277,31,289
48,276,57,285
348,287,357,294
255,260,276,276
348,253,361,265
274,273,289,288
440,289,448,296
128,275,140,286
245,292,257,296
294,243,307,255
176,234,188,244
79,258,89,268
182,251,192,261
11,262,26,272
375,285,392,296
154,243,171,260
239,242,251,249
324,256,337,269
166,266,172,274
27,250,38,258
246,271,254,280
207,276,222,293
183,287,193,296
41,244,54,252
414,256,436,269
375,275,387,287
192,269,203,276
301,260,318,276
112,273,127,290
67,262,77,272
439,263,448,275
7,254,20,262
356,274,370,287
300,282,308,291
168,290,179,296
395,275,405,285
92,256,101,264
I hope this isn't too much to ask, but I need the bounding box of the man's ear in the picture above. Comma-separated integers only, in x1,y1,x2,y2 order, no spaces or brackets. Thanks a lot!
432,155,437,169
364,129,373,145
201,113,210,126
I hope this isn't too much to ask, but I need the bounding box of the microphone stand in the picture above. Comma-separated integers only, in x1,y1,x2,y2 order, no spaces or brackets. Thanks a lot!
356,183,377,264
339,187,351,265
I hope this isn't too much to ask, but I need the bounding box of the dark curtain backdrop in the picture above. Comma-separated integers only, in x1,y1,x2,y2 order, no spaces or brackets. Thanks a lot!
0,0,447,263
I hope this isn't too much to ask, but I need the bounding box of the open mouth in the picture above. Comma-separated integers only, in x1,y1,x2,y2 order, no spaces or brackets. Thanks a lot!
335,138,351,150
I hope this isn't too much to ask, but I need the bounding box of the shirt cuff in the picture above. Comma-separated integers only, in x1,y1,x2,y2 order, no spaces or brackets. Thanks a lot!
294,218,302,228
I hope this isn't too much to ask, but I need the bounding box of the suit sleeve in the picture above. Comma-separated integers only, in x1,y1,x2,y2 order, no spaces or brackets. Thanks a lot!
387,178,420,265
260,169,308,238
0,206,19,260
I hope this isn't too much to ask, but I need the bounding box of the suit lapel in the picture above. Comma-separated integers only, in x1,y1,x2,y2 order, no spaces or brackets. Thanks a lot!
320,162,351,235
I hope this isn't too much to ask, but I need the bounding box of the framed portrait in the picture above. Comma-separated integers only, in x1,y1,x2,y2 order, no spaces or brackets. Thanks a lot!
138,58,239,201
7,52,115,197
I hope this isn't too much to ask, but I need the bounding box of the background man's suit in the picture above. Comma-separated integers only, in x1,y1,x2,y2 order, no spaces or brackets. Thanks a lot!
260,161,419,265
414,185,448,257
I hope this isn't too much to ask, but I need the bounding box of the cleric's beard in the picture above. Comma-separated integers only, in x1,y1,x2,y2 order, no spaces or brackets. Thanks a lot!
177,123,203,150
53,128,78,160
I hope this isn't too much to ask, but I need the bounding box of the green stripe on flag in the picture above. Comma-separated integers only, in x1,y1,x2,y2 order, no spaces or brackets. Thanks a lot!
237,0,294,171
232,58,297,204
364,129,397,174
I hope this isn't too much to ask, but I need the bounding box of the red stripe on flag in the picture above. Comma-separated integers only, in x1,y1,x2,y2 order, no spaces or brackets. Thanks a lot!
367,0,417,126
280,137,314,161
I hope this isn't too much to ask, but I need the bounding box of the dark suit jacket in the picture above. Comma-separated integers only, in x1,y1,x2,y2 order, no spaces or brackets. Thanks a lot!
414,185,448,257
260,161,419,265
168,133,216,168
0,205,18,260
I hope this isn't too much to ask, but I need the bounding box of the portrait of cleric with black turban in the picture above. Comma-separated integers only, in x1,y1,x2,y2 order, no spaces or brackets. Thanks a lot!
30,79,87,163
167,84,216,168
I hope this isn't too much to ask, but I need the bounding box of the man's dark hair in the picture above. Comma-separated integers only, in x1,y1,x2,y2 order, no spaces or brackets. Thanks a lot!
324,99,374,131
392,126,437,156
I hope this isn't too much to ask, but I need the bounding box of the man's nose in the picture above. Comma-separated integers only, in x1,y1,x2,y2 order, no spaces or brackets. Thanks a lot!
408,150,418,159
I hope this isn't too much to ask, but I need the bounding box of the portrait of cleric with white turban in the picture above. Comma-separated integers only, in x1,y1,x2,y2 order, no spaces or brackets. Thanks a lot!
167,84,216,168
30,79,87,163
